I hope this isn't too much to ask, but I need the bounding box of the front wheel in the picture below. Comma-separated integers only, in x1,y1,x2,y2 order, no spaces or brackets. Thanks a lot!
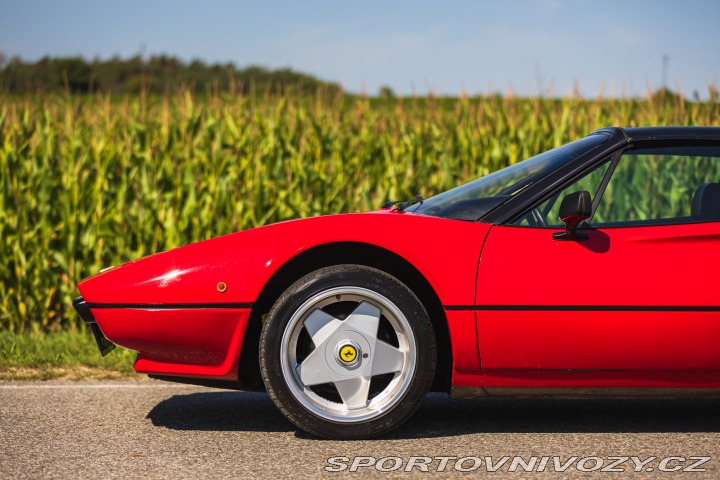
259,264,436,439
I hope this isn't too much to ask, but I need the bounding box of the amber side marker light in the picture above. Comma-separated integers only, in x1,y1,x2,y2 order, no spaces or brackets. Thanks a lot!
217,282,227,293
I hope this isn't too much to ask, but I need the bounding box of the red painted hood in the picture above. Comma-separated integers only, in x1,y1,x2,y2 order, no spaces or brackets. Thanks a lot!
78,210,491,306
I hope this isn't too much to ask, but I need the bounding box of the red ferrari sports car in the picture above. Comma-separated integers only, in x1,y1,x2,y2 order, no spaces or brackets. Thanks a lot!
74,126,720,439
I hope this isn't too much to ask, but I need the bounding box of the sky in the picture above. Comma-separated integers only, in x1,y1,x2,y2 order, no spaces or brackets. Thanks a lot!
1,0,719,98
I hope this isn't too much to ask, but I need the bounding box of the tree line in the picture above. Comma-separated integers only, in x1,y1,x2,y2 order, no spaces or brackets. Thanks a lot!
0,54,342,96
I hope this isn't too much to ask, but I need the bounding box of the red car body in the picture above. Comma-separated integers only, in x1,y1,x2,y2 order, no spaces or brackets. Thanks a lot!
77,209,720,393
75,126,720,400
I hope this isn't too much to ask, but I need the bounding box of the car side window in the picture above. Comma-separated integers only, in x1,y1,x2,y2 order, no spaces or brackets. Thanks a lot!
512,159,610,228
592,146,720,227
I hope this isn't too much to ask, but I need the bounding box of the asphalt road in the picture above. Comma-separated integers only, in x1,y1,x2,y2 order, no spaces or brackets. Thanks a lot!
1,380,720,479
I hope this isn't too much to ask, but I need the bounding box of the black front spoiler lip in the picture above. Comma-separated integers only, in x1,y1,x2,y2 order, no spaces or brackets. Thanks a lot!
73,296,116,356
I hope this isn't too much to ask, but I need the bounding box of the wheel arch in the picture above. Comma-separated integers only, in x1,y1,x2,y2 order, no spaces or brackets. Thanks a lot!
239,241,452,393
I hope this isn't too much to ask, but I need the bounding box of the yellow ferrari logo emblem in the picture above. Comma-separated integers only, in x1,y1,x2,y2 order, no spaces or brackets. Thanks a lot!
340,345,357,363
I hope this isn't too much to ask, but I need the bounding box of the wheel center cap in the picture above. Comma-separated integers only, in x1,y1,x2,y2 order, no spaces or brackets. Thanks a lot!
336,341,361,367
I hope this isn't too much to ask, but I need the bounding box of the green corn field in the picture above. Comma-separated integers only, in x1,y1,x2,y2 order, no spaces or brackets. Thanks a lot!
1,90,719,331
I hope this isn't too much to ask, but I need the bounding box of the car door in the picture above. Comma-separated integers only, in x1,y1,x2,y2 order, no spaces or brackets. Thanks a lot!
475,143,720,371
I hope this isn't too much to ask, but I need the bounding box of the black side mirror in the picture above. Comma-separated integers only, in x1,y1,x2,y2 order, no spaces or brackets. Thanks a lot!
553,190,591,241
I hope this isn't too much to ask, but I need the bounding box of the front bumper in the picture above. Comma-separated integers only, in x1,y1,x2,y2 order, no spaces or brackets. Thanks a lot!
72,296,117,356
71,296,252,380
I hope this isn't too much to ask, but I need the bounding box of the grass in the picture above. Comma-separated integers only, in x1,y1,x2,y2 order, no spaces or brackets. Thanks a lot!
0,328,136,380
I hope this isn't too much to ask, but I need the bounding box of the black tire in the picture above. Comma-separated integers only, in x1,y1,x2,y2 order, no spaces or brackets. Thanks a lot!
259,264,436,439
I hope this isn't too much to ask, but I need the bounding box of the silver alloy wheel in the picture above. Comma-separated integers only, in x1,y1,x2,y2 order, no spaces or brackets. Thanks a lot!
279,286,417,423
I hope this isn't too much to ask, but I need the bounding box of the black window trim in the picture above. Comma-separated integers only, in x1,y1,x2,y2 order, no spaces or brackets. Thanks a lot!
589,141,720,229
501,139,720,229
588,148,623,223
501,147,626,226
